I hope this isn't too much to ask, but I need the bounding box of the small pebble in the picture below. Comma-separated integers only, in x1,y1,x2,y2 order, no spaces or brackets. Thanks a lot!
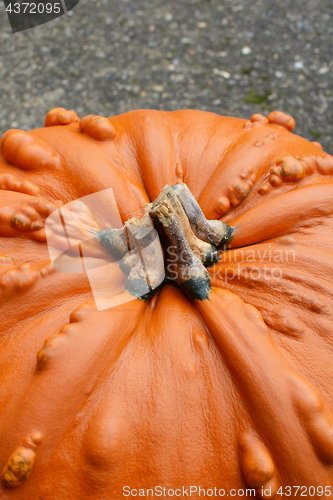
241,46,252,55
294,61,304,69
213,69,231,79
152,85,164,92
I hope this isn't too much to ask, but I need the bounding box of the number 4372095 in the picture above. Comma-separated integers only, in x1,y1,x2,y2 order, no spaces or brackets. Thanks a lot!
275,485,331,496
5,3,62,14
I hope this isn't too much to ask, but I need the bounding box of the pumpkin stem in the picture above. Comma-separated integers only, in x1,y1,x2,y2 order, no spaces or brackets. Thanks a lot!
96,228,128,260
124,214,165,300
149,186,211,300
119,250,139,275
93,183,233,301
172,183,233,247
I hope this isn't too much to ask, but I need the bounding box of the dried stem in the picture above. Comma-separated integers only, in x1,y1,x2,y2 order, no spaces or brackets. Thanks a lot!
93,183,233,301
96,228,128,260
124,213,165,299
149,186,211,300
172,183,233,247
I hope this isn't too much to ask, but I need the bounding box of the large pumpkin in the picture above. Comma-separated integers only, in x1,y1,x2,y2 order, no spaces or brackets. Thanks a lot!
0,108,333,500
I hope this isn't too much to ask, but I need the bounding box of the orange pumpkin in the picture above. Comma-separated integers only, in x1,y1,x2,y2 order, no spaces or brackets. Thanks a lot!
1,108,333,500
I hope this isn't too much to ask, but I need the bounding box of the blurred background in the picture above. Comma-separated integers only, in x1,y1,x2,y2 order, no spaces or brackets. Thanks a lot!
0,0,332,154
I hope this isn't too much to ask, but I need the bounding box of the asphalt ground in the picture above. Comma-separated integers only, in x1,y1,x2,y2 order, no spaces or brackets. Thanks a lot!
0,0,332,154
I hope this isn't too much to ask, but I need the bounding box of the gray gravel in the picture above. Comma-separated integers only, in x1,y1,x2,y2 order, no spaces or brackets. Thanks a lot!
0,0,332,154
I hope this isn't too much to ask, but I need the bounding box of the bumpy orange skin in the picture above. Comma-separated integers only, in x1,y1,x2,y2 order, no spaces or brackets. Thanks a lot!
0,109,333,500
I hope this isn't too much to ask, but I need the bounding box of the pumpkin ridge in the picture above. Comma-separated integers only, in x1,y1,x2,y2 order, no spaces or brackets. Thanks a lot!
1,299,146,490
198,114,319,220
228,182,333,249
220,152,333,224
195,288,333,488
